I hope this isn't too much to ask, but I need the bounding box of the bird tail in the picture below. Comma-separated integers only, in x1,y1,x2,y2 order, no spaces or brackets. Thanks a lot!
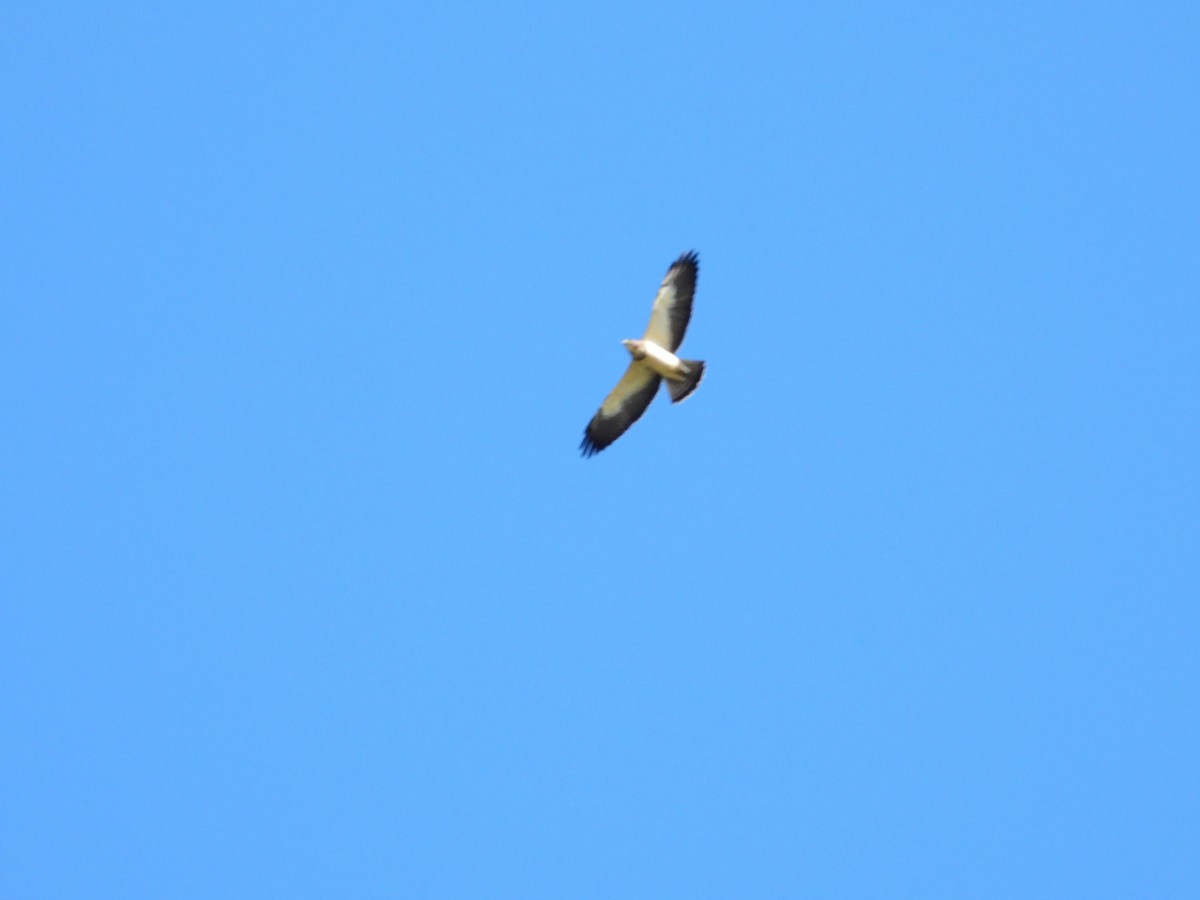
666,360,705,403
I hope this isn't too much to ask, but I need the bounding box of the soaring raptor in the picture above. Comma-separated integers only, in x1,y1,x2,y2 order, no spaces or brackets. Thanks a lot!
580,251,706,457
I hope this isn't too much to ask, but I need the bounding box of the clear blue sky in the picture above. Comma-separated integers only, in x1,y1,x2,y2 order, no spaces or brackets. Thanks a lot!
3,2,1197,896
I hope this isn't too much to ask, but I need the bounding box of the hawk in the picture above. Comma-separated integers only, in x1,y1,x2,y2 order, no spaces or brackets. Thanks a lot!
580,251,706,457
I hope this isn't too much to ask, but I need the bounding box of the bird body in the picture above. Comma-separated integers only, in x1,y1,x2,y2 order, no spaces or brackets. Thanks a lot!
620,338,705,402
622,338,686,378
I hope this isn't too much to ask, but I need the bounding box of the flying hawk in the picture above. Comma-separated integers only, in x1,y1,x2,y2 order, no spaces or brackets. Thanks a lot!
580,251,706,457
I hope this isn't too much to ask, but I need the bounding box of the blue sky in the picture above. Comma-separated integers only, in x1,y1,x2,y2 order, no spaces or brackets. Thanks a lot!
3,2,1197,896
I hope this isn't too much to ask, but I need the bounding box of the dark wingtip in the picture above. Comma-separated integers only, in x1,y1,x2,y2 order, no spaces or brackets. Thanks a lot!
674,250,699,271
580,430,601,458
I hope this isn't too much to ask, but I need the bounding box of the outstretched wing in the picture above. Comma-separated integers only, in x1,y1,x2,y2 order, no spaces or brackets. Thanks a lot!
580,362,662,457
642,250,698,352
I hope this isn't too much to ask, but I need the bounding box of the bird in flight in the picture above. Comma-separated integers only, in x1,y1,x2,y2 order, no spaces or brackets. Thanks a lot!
580,251,706,457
